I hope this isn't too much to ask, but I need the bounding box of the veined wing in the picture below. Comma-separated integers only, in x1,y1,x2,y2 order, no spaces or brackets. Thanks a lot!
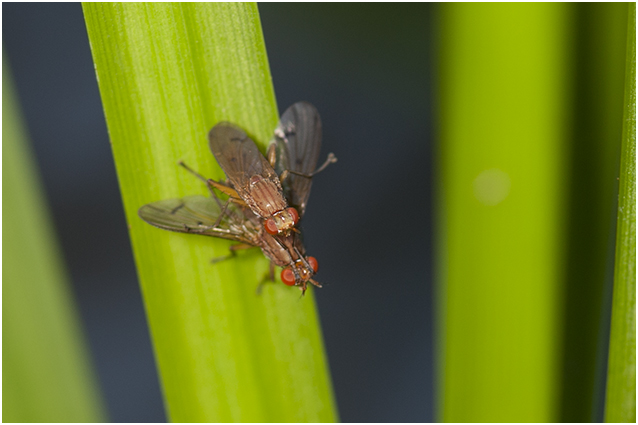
208,122,281,193
138,195,256,245
271,102,322,216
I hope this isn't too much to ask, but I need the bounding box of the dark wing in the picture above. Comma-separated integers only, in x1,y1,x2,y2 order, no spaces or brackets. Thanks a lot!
138,195,256,245
270,102,322,216
208,122,279,191
292,230,307,257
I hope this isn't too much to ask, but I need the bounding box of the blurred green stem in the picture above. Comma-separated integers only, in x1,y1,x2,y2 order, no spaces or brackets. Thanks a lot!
2,59,105,422
438,4,571,421
605,4,636,423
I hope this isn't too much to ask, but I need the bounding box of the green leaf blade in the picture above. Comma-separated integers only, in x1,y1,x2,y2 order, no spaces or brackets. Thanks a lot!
605,4,636,423
83,3,336,422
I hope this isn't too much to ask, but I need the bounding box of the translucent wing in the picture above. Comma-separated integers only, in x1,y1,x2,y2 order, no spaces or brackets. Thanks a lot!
138,195,257,245
271,102,322,216
208,122,280,192
293,230,307,257
258,231,293,268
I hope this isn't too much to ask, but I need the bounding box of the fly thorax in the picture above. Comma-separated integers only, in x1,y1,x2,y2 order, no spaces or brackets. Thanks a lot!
248,175,285,214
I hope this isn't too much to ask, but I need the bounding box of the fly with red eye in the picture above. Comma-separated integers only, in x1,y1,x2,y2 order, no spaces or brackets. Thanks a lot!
281,256,318,286
265,102,337,292
138,192,309,289
206,102,335,293
138,163,321,295
208,122,300,236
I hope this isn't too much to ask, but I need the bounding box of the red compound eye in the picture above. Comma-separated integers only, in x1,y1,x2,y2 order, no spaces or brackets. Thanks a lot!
286,207,299,226
281,268,296,286
264,218,279,235
307,257,319,273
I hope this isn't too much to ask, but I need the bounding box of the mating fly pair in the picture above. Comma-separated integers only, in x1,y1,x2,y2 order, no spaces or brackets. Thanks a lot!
138,102,336,294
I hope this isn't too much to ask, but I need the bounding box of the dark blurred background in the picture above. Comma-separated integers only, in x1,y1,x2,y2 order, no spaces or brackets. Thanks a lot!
3,3,433,422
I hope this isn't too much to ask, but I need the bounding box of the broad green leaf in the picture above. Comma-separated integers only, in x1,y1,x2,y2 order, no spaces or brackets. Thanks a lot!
82,3,336,422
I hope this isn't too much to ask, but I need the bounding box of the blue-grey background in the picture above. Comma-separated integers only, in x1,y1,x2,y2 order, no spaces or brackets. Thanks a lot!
3,3,433,422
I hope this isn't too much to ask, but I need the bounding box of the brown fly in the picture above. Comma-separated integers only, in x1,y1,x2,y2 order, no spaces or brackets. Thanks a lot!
137,190,317,286
138,164,320,293
138,102,335,294
208,123,300,236
208,102,336,236
265,102,337,290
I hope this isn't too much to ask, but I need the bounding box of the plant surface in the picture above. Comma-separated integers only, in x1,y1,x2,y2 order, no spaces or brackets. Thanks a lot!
605,4,636,423
83,3,336,421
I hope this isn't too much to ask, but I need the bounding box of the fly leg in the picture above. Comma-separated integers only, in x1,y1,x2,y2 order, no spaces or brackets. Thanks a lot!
278,153,338,182
210,243,254,264
269,260,275,281
256,261,277,295
178,160,249,225
311,152,339,176
266,143,338,181
207,179,249,208
178,160,218,199
178,160,231,212
178,160,210,183
266,143,278,168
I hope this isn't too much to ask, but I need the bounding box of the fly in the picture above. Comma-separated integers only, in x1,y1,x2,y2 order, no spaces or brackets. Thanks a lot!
265,102,337,290
208,102,336,236
208,123,300,236
138,165,320,294
137,191,318,291
138,102,335,294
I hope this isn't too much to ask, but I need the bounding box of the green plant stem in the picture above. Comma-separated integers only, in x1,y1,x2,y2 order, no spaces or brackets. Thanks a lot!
2,59,105,422
82,3,336,422
605,4,636,423
438,4,571,421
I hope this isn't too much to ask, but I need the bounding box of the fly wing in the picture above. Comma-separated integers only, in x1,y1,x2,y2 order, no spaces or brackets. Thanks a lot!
258,231,292,267
292,231,307,257
271,102,322,216
138,195,256,245
208,122,280,194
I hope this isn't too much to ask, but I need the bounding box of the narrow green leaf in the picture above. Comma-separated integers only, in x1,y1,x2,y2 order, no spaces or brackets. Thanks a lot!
82,3,336,422
438,4,571,421
559,4,628,421
605,4,636,423
2,59,105,422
